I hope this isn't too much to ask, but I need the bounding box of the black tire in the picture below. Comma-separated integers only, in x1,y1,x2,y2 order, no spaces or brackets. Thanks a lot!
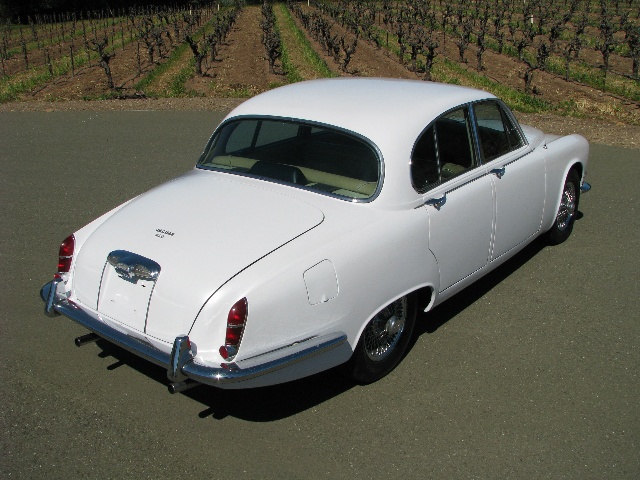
544,168,581,245
344,294,417,384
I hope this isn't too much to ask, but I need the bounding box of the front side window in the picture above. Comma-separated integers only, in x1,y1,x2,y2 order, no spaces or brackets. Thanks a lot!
473,101,524,161
198,118,380,200
411,106,476,193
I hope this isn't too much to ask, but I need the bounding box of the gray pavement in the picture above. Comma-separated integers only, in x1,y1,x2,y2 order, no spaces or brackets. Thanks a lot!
1,111,638,479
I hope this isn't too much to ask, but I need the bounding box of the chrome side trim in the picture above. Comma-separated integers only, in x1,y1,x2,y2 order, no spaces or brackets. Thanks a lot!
40,281,348,388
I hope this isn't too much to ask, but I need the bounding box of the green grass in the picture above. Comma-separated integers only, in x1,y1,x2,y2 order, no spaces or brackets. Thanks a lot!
278,3,336,79
134,10,226,97
134,40,191,94
0,27,128,102
274,7,303,83
545,57,640,102
0,12,215,102
169,61,202,97
0,69,52,102
371,24,555,114
439,57,554,113
371,5,639,105
219,85,254,98
473,27,639,103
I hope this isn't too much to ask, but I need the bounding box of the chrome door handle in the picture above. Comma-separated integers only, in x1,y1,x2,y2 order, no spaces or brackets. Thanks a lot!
490,167,505,179
425,194,447,210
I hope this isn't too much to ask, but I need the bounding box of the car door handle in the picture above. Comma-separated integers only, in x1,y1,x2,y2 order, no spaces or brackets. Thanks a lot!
490,167,505,179
424,194,447,210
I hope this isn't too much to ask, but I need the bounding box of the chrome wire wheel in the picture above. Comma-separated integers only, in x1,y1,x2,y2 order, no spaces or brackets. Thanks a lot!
544,169,581,246
345,294,416,384
556,181,577,232
363,298,407,362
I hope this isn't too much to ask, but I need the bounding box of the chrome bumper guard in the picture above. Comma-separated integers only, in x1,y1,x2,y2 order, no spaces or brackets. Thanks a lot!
40,281,348,391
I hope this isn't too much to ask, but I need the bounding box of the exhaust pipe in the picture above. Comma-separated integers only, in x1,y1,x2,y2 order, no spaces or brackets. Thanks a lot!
168,379,200,394
74,332,100,347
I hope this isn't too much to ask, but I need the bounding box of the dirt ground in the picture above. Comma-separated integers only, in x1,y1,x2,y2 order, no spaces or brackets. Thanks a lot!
1,95,638,150
3,5,639,150
16,12,220,101
437,36,640,126
185,6,284,97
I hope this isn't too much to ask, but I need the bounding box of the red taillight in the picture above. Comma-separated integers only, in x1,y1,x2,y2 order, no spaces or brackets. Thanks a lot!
57,234,75,273
219,298,248,360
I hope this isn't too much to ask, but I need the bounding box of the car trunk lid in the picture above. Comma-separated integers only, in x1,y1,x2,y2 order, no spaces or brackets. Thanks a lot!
72,170,324,342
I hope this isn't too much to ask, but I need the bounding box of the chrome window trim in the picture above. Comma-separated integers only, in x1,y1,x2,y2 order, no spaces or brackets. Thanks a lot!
470,100,528,165
497,99,528,147
197,115,385,203
436,169,495,196
411,102,482,195
413,99,531,197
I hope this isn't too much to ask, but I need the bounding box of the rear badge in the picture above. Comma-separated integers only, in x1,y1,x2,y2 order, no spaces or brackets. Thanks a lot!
155,228,175,239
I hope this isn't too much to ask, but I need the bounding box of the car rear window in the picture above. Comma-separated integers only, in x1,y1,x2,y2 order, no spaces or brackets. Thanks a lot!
197,118,380,200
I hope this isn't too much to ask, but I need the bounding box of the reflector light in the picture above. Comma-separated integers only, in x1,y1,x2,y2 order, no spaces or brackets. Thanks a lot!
219,345,234,360
57,234,75,273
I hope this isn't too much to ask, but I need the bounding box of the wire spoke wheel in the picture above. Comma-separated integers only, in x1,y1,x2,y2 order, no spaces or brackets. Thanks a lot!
544,169,581,245
344,294,417,384
363,298,407,361
556,181,577,231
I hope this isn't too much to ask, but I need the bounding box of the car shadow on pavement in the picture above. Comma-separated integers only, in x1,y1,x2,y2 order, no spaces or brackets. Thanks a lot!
412,238,548,337
94,335,356,422
94,236,556,422
187,367,356,421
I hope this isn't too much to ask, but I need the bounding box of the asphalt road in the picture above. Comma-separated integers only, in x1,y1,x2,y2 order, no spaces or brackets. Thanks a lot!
1,111,638,479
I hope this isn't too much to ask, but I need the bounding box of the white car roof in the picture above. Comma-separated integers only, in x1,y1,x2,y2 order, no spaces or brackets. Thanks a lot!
224,78,496,151
221,78,499,207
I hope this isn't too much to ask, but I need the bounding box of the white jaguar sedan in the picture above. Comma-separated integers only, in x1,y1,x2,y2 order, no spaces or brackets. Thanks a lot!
41,78,590,393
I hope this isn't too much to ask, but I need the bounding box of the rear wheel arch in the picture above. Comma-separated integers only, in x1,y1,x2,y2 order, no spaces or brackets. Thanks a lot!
343,285,434,384
571,162,584,181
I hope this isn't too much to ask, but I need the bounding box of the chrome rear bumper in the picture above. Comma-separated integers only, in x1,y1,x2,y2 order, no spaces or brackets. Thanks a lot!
40,281,348,391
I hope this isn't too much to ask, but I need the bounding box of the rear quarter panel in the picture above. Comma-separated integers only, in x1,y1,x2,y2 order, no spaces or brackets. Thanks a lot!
187,201,439,365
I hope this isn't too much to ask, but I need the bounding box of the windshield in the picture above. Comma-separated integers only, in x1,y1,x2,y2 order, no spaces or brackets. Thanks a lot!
197,118,380,200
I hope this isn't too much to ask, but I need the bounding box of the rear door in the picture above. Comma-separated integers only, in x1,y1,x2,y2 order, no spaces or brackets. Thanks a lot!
412,106,493,292
472,101,545,260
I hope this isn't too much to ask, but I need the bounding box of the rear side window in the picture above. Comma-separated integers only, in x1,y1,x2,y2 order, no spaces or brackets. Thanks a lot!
473,101,524,161
411,106,476,193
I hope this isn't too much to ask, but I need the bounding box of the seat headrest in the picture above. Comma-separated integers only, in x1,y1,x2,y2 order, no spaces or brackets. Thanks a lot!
249,161,308,185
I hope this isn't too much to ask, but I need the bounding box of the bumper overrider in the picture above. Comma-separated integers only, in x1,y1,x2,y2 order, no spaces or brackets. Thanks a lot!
40,280,348,393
